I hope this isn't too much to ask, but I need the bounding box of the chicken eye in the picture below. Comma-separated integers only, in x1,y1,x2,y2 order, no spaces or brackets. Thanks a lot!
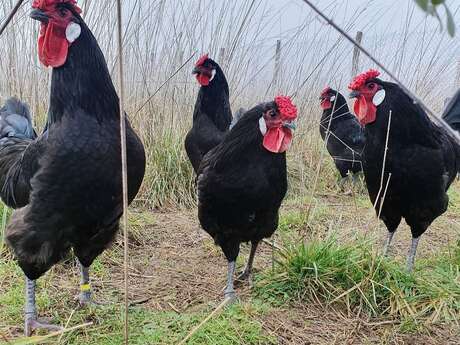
367,83,375,89
269,110,277,117
59,8,68,17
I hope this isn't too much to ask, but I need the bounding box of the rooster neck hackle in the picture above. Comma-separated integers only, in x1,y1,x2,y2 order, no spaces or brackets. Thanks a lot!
48,16,119,125
365,82,441,149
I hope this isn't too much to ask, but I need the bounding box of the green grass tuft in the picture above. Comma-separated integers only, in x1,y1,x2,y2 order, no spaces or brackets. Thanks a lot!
257,237,460,322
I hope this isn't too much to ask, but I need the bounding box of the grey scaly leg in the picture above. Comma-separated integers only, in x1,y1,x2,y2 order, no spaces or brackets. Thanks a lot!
338,176,348,191
351,173,360,186
406,237,420,272
236,241,259,285
24,277,62,336
224,261,236,300
383,232,395,257
79,262,92,305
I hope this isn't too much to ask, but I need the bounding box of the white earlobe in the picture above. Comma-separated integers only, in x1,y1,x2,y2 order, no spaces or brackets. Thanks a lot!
66,22,81,43
209,69,216,82
259,117,267,135
373,89,386,106
330,95,336,102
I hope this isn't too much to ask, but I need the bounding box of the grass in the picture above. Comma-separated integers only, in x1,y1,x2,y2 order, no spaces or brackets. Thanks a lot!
1,2,460,343
257,236,460,323
0,256,275,344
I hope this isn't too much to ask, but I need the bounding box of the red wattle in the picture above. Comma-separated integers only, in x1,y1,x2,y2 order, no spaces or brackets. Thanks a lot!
196,74,210,86
38,22,69,68
263,127,293,153
320,99,332,110
354,95,376,125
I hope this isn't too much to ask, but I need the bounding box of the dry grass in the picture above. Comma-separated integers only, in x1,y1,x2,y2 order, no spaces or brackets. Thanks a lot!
0,0,460,344
1,184,459,344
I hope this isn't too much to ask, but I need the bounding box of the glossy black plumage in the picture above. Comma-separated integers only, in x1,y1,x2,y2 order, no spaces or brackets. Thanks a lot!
362,80,460,240
3,7,145,280
185,59,232,173
197,102,287,263
320,90,364,178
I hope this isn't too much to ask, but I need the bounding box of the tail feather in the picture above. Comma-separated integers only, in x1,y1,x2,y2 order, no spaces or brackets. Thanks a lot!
442,90,460,133
0,98,40,208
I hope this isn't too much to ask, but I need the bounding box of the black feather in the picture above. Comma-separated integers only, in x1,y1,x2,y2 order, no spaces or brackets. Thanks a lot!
4,11,145,280
361,79,460,239
319,90,364,178
197,102,287,262
185,59,232,173
442,89,460,133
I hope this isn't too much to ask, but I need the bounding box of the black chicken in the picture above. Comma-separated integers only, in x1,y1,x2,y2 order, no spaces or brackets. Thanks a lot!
2,0,145,335
319,87,364,189
442,89,460,133
197,96,297,299
185,54,232,173
349,70,460,271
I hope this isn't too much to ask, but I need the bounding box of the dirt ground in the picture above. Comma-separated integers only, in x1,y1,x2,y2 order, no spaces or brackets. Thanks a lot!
108,189,460,345
1,187,459,344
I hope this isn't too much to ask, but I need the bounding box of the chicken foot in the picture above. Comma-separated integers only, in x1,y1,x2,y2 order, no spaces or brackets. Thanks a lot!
24,277,62,336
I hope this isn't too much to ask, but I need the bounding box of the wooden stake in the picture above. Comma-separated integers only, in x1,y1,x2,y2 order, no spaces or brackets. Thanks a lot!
351,31,363,77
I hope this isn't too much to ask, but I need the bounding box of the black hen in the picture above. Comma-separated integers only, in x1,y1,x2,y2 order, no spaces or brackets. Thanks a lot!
185,54,232,173
319,87,364,188
349,70,460,271
3,1,145,335
442,89,460,133
197,96,297,299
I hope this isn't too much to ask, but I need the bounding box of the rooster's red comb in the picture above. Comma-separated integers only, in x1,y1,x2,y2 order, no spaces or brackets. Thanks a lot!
195,54,209,67
275,96,297,121
32,0,82,13
348,69,380,90
320,86,331,97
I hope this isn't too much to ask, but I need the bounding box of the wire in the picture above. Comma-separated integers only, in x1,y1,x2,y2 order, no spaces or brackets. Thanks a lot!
299,0,460,144
115,0,130,344
0,0,25,37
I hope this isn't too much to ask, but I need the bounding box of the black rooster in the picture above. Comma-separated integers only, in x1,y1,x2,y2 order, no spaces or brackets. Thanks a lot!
197,96,297,299
319,87,364,189
185,54,232,173
2,0,145,335
349,70,460,271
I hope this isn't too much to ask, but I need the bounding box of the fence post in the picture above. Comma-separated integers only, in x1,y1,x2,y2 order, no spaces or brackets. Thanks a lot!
273,39,282,93
351,31,363,77
218,47,226,67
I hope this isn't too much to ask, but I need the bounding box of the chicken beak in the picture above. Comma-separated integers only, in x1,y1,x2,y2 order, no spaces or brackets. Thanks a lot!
349,90,360,99
192,66,201,75
30,9,49,23
283,121,297,131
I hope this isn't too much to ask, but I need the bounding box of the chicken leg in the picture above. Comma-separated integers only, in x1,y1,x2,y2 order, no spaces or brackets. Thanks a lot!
24,277,62,336
338,176,348,191
78,262,92,305
406,237,420,272
382,231,395,256
236,241,259,286
77,261,105,306
224,261,236,300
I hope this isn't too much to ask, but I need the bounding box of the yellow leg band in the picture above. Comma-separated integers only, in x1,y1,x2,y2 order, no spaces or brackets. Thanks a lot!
80,283,91,292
